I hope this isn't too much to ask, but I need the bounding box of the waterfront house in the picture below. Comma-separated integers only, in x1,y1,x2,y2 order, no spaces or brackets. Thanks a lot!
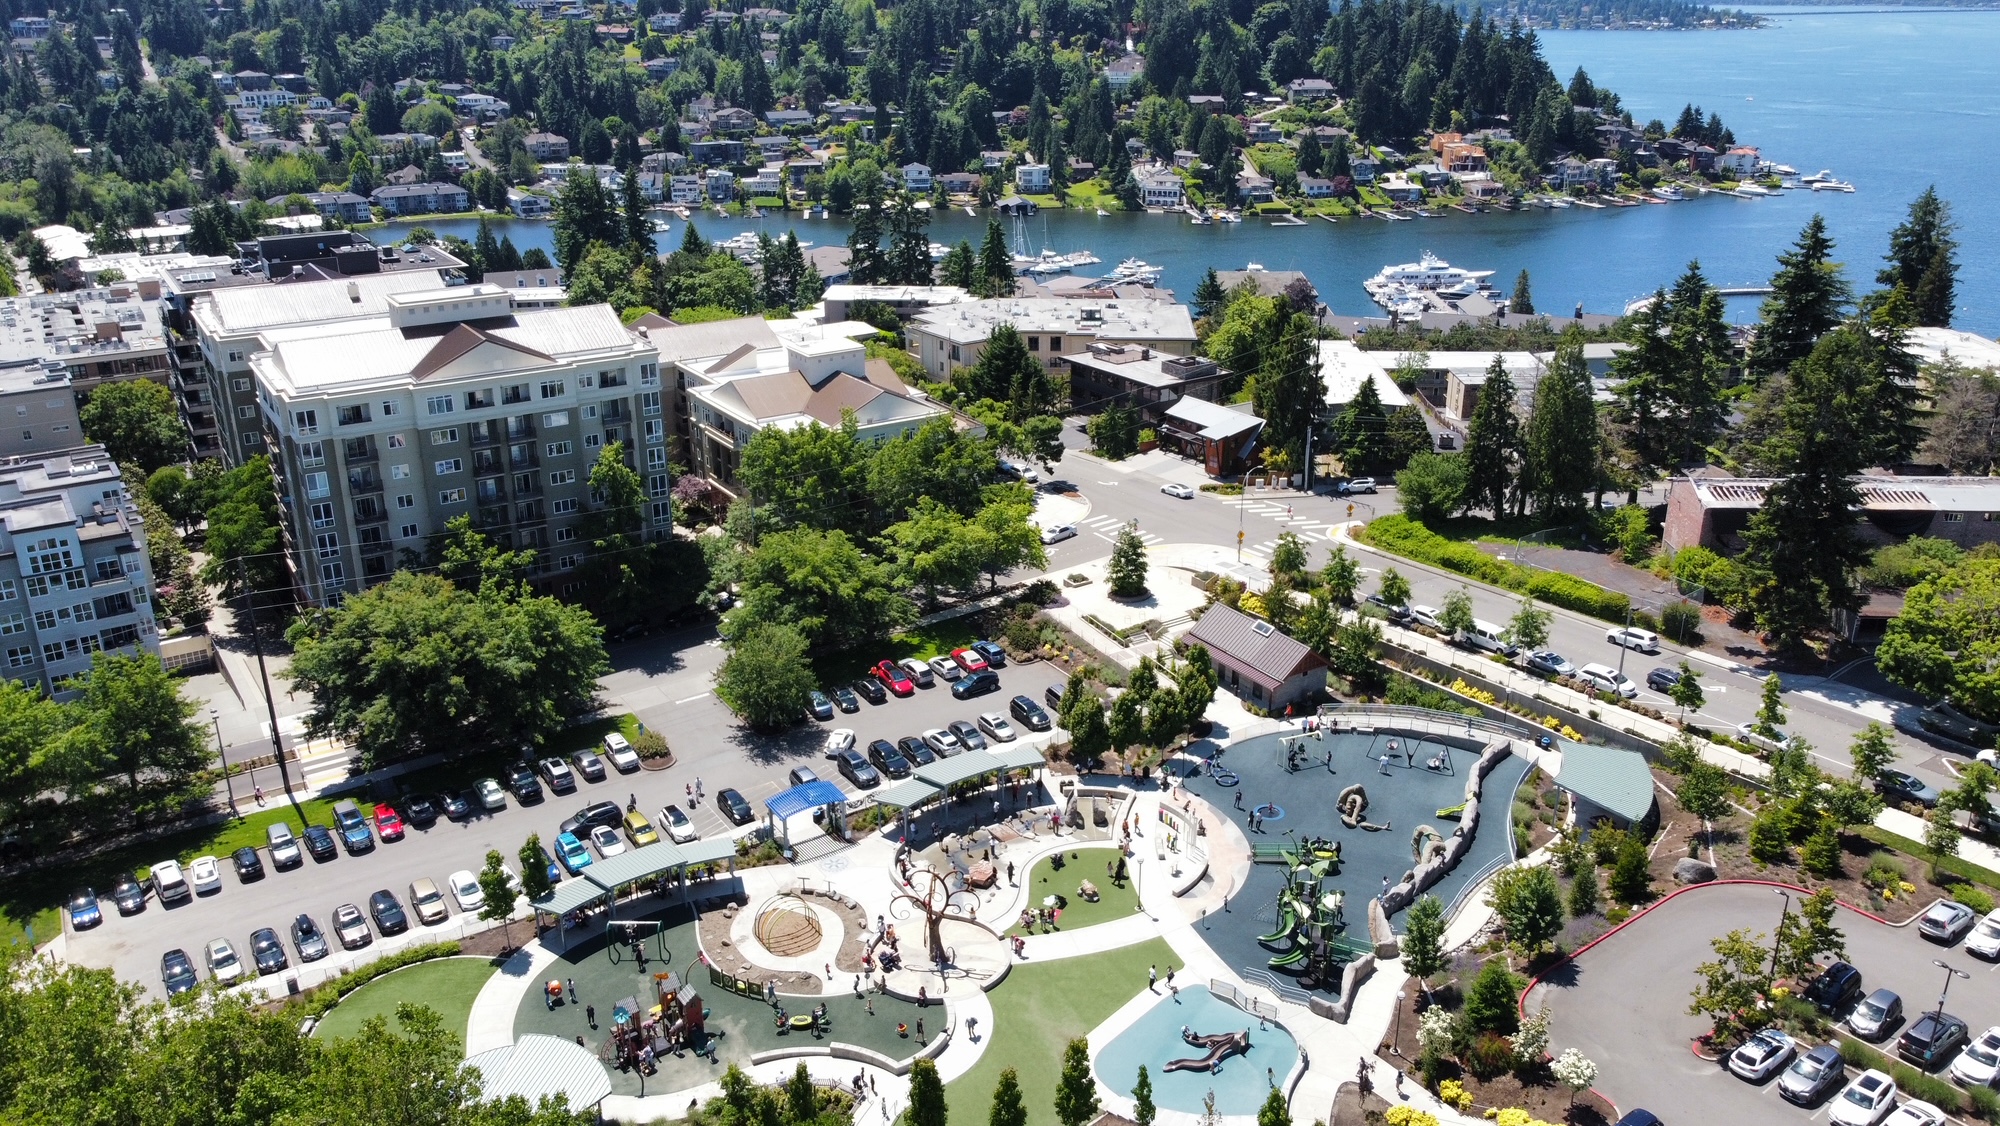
670,175,703,204
1721,146,1761,176
370,182,470,216
1550,157,1595,191
765,109,812,128
265,191,373,223
1409,162,1453,191
507,189,551,218
524,132,569,161
1015,163,1051,192
689,139,747,165
1285,77,1334,103
706,168,736,201
1378,173,1422,203
901,163,934,192
937,172,981,195
1297,176,1336,199
1349,156,1380,184
1173,149,1199,170
1588,158,1621,189
1235,170,1276,204
1137,172,1186,208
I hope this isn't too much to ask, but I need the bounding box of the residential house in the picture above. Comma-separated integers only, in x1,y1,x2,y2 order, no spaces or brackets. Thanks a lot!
1720,145,1761,176
743,166,783,197
369,182,471,216
689,139,747,165
642,57,679,80
1235,170,1275,205
937,171,981,195
1665,475,2000,556
507,189,551,218
705,168,736,202
669,175,704,204
265,191,373,223
9,16,52,40
980,150,1011,170
906,298,1196,380
1588,158,1621,189
1408,163,1453,191
1550,157,1595,191
752,135,791,160
1297,176,1336,199
490,33,517,49
901,163,934,192
1014,163,1051,192
1244,121,1278,144
234,70,272,90
1285,77,1334,103
646,11,682,31
440,152,470,174
456,92,510,118
1441,142,1487,174
524,132,570,161
710,107,758,134
1348,155,1380,184
1067,157,1096,180
1182,603,1326,712
1172,149,1199,170
1136,172,1185,208
1106,53,1143,91
273,73,312,93
765,108,812,128
1188,95,1227,109
1377,173,1422,203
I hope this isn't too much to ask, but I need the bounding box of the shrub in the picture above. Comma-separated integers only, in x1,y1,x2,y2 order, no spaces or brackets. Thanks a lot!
1437,1079,1475,1113
1464,1030,1516,1080
1864,851,1906,888
632,730,672,760
1896,1066,1962,1109
1524,571,1630,621
1661,601,1703,644
1957,886,1996,916
1463,958,1525,1036
1968,1084,1999,1121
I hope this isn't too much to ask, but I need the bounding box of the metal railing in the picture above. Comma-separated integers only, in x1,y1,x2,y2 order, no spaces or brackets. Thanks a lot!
1322,702,1543,746
1231,968,1308,1009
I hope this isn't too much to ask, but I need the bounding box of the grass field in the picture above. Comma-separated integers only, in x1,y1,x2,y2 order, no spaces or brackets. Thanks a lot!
310,956,496,1044
1005,850,1141,937
943,937,1176,1126
813,619,984,684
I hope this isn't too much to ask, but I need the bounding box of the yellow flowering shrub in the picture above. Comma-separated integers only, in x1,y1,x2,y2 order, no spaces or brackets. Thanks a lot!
1385,1108,1440,1126
1450,679,1499,705
1438,1079,1475,1111
1899,881,1918,893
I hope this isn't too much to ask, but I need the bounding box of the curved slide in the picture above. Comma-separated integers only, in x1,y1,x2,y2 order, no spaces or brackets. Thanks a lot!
1257,910,1297,945
1165,1029,1252,1073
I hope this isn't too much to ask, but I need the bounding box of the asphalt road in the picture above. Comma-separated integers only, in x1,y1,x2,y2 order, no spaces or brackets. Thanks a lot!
1529,882,2000,1124
68,652,1067,997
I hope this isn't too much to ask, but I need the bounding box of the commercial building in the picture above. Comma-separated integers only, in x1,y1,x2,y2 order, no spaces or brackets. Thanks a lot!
905,298,1197,381
0,282,173,399
1061,343,1227,420
1158,397,1263,477
1663,475,2000,557
248,284,668,604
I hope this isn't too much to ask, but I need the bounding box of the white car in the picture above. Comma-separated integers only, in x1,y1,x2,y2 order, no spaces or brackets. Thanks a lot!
1160,483,1195,499
1951,1026,2000,1086
589,824,628,858
928,656,964,681
898,658,936,687
602,733,641,773
188,855,223,894
447,869,485,912
1829,1069,1898,1126
1039,523,1077,545
1737,722,1796,753
474,777,507,810
659,803,698,843
151,858,190,902
1409,605,1442,630
1726,1028,1795,1082
1575,663,1639,699
1606,627,1661,653
1883,1102,1946,1126
204,937,244,985
977,713,1018,742
1967,910,2000,959
923,728,962,756
825,728,856,754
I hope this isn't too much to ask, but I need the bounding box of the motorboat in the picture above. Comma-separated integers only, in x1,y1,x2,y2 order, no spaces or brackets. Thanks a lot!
1812,179,1856,193
1800,169,1835,185
928,241,951,261
1363,252,1496,302
1652,185,1687,201
1106,257,1163,285
1736,183,1773,196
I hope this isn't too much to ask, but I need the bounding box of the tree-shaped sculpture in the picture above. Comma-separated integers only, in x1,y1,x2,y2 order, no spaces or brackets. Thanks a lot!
891,866,967,971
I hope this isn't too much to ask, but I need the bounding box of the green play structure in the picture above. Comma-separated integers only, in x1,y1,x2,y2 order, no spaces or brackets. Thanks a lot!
1257,838,1349,986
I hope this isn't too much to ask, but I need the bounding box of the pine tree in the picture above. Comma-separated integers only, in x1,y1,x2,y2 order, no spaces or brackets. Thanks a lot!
885,192,934,285
939,241,977,289
976,220,1012,298
1509,269,1534,315
1054,1039,1100,1126
1859,289,1926,465
1462,356,1519,515
1331,361,1390,474
1252,309,1321,467
846,188,888,284
990,1068,1026,1126
1108,522,1149,597
1192,268,1226,321
1131,1067,1156,1126
1568,855,1599,916
1296,131,1323,176
1748,215,1851,377
1523,332,1598,520
1879,186,1957,327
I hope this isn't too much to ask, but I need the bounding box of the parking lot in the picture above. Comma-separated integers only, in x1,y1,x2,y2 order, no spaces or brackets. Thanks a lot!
1529,881,2000,1124
64,648,1068,998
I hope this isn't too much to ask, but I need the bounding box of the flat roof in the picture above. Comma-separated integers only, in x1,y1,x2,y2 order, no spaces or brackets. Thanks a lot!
255,303,644,396
909,298,1195,346
195,270,455,336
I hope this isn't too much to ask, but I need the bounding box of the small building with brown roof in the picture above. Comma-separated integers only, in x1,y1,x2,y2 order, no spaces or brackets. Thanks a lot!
1182,602,1327,713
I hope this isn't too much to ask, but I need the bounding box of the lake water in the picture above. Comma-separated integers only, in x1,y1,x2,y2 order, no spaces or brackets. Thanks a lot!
377,8,2000,333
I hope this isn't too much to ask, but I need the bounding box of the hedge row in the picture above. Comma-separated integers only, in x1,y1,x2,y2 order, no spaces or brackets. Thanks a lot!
295,941,464,1019
1838,1037,1964,1112
1362,515,1632,624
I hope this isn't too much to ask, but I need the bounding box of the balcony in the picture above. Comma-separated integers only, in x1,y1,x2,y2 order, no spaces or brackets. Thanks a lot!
509,451,539,471
347,470,381,494
505,419,536,440
473,451,504,476
342,439,377,463
475,480,505,505
468,420,502,446
514,500,545,524
502,386,532,406
353,498,386,524
478,505,510,530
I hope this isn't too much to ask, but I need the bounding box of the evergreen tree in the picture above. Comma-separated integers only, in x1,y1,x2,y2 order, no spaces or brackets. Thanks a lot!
1613,262,1730,476
1749,215,1851,377
1296,131,1323,176
956,324,1036,401
1879,186,1957,327
1191,268,1227,322
1331,358,1391,474
885,192,935,285
939,241,977,289
1463,355,1520,516
1568,854,1599,916
1509,269,1534,315
1523,332,1598,520
1131,1067,1156,1126
977,220,1013,298
990,1068,1026,1126
1054,1039,1100,1126
1254,310,1322,467
909,1059,947,1126
847,188,888,284
1859,289,1927,465
1108,522,1149,597
551,169,620,274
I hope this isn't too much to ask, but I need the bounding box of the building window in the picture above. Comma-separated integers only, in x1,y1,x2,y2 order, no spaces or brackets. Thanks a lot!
0,580,14,602
647,473,670,497
553,497,578,514
556,526,578,542
386,434,405,449
651,501,673,526
540,380,567,398
5,646,31,668
391,464,410,479
293,409,318,433
299,441,325,466
232,377,251,391
381,401,401,417
645,419,664,441
429,427,459,444
314,532,340,559
543,411,569,428
41,643,67,665
399,523,419,538
320,562,344,583
395,493,415,508
237,405,257,418
227,350,245,363
0,614,22,636
425,395,454,415
242,432,262,449
1944,512,1965,523
434,458,463,475
304,472,329,498
557,554,579,570
549,469,576,485
310,502,335,529
439,488,466,504
1025,336,1039,351
647,445,667,468
547,441,572,457
641,392,662,415
584,433,601,448
337,404,371,425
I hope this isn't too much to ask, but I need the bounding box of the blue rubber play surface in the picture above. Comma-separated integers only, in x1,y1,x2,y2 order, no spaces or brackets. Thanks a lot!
1093,986,1299,1115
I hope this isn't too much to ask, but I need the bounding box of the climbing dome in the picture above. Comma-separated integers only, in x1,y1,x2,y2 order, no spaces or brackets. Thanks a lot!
752,894,823,958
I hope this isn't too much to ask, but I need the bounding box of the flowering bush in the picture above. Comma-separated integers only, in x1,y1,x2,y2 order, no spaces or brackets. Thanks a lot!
1438,1079,1475,1111
1385,1108,1439,1126
1509,1006,1551,1065
1416,1005,1459,1059
1551,1047,1600,1098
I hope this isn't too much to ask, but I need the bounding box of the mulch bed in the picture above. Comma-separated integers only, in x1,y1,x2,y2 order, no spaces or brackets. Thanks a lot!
1378,981,1616,1126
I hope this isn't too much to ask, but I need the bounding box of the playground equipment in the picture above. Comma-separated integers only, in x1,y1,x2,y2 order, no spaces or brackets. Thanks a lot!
1280,732,1323,773
753,894,824,958
1258,841,1347,985
1411,825,1447,865
1337,785,1391,832
1165,1028,1252,1073
1435,802,1467,820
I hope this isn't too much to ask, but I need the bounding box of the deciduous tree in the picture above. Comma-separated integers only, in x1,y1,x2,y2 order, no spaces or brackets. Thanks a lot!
79,381,184,473
715,623,816,730
1053,1039,1099,1126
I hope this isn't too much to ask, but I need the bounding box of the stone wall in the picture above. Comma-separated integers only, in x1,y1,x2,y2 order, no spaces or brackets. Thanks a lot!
1377,736,1515,918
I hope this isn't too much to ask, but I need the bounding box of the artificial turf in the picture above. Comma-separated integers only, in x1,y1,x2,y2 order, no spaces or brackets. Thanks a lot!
944,937,1177,1126
1004,848,1142,937
310,956,496,1044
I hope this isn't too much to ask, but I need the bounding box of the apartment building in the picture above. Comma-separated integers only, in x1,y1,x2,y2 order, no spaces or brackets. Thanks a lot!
905,298,1197,381
248,284,667,604
0,364,86,458
0,281,172,397
0,444,159,697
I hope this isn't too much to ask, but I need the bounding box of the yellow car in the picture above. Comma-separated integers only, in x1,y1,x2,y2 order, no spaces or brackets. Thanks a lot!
623,810,659,847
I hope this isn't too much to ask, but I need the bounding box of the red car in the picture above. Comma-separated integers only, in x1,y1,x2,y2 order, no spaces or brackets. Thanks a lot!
372,803,405,842
872,660,916,697
950,647,989,674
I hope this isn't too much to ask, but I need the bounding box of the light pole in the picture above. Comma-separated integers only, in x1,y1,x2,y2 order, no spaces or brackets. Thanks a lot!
1766,887,1792,986
1933,959,1970,1017
1391,989,1408,1055
210,707,237,817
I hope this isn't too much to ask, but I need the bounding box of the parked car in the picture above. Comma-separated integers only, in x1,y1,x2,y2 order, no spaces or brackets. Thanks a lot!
373,803,406,842
1920,900,1978,944
248,927,288,975
152,857,191,902
505,762,544,804
1606,627,1661,653
951,647,989,674
1613,1111,1661,1126
204,938,245,985
554,832,593,874
978,713,1018,742
831,685,861,711
1883,1101,1948,1126
788,765,820,788
1011,695,1052,731
1967,909,2000,959
402,793,439,828
1337,477,1377,495
1040,523,1077,545
851,677,887,705
1363,594,1413,623
232,846,265,882
448,869,484,912
971,641,1007,668
474,777,507,811
825,728,856,755
110,872,145,915
161,948,198,995
331,903,372,949
1851,989,1904,1040
584,824,624,860
899,658,936,688
1898,1011,1969,1070
1045,683,1065,709
623,810,660,847
1160,482,1195,499
953,670,1001,700
188,855,223,894
538,758,577,795
1737,722,1797,754
1829,1070,1898,1126
1646,666,1683,693
434,792,472,822
950,719,988,751
1806,961,1865,1014
716,788,754,825
1575,663,1639,699
659,803,698,843
873,660,916,697
1779,1043,1847,1104
332,799,374,852
1878,769,1942,808
867,739,912,779
65,887,101,930
368,890,409,935
267,823,304,869
602,733,641,773
559,804,623,840
290,914,329,962
1952,1025,2000,1087
808,690,836,720
1409,605,1442,630
302,825,338,862
928,656,964,681
1525,651,1576,677
1728,1028,1796,1082
408,878,450,925
834,748,881,788
571,749,608,783
923,728,962,757
898,736,937,767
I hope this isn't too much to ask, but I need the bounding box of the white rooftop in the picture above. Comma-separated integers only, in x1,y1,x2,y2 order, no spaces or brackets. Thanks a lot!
1907,327,2000,371
1317,340,1410,409
253,302,643,396
196,270,456,336
909,298,1196,345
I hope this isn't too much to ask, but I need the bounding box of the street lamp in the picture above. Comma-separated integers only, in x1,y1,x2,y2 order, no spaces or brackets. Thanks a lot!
1766,887,1792,986
1391,989,1408,1056
210,707,237,817
1933,959,1970,1017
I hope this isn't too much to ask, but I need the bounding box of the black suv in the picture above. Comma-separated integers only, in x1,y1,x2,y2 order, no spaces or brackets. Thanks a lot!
1010,694,1052,731
1804,961,1864,1014
160,948,197,996
1898,1011,1970,1070
952,670,1001,700
232,846,265,882
868,739,912,779
368,889,409,935
852,677,887,705
506,763,544,804
402,792,439,828
897,735,936,767
716,788,754,825
302,824,338,862
560,801,625,836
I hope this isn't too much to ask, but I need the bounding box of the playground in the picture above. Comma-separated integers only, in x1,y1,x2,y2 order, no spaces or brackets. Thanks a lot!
1092,986,1300,1115
1177,726,1527,991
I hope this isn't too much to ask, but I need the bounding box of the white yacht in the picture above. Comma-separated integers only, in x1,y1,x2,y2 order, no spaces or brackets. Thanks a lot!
1107,257,1163,284
1652,185,1687,201
1363,252,1496,304
1800,169,1835,185
1812,179,1856,193
1735,183,1773,196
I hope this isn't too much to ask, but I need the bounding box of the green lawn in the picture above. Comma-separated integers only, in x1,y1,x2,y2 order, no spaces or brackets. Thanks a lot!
813,619,984,684
944,937,1176,1126
311,956,496,1043
1005,851,1141,937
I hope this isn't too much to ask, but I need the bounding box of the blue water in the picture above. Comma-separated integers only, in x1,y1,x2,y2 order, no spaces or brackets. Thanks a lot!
1093,987,1300,1115
379,10,2000,333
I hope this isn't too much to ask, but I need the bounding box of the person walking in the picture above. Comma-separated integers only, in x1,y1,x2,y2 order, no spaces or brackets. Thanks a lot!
587,1004,597,1028
1234,792,1244,810
1006,861,1015,885
567,978,577,1004
1148,964,1158,991
1378,753,1391,775
1379,875,1390,900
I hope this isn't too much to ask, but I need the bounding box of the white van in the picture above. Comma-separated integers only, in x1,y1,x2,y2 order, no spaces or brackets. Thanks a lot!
151,858,190,902
1460,618,1514,655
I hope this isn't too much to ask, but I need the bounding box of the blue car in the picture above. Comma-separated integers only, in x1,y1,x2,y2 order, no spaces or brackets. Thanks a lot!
554,832,593,874
66,887,101,930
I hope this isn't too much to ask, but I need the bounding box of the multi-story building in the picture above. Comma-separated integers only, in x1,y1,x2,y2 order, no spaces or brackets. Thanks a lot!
0,443,159,697
0,364,85,459
370,182,471,216
0,281,172,398
248,284,667,604
905,298,1197,381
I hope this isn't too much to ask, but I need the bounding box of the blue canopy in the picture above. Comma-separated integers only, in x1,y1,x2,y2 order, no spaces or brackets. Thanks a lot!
766,780,850,821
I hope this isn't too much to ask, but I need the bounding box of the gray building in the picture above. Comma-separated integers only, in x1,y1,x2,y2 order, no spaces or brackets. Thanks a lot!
0,364,86,459
0,281,173,397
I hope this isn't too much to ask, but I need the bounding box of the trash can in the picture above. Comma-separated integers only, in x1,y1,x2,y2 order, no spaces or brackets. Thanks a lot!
285,974,300,995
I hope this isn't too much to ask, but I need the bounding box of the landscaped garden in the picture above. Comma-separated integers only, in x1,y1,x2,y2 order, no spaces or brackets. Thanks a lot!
1003,849,1140,937
311,956,496,1043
